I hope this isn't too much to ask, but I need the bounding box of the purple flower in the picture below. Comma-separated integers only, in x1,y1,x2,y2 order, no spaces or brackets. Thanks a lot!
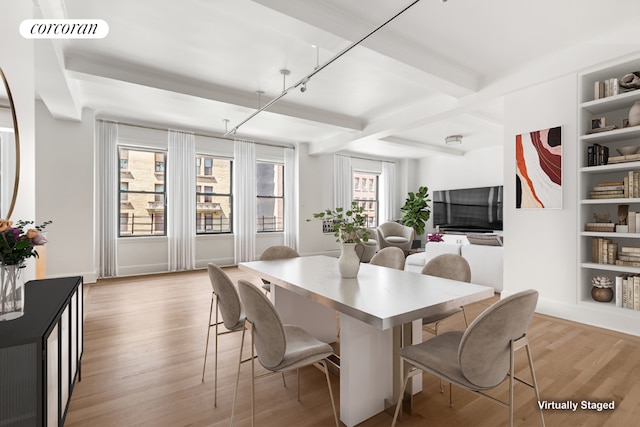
31,233,48,245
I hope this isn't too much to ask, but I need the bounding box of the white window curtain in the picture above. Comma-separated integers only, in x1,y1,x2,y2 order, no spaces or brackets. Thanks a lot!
284,147,298,250
379,161,397,223
96,120,119,278
334,154,352,210
233,139,256,263
167,129,196,271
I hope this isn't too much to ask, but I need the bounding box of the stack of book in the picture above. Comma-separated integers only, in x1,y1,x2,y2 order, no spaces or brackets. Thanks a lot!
607,153,640,164
589,181,624,199
614,275,640,310
625,171,640,198
585,222,616,232
594,78,620,100
615,246,640,266
586,144,609,166
592,238,617,264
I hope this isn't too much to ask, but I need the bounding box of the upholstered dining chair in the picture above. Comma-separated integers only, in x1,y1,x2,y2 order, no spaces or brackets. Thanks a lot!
420,253,472,335
376,221,415,253
201,263,245,407
258,245,300,294
391,289,544,427
369,247,406,270
231,280,339,427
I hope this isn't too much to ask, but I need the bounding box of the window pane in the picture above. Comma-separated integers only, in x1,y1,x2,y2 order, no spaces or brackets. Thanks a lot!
120,193,165,236
257,163,284,197
196,195,232,233
257,197,283,232
120,148,166,237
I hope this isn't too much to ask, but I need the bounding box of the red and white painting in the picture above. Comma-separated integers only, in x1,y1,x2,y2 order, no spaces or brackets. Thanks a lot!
516,126,562,209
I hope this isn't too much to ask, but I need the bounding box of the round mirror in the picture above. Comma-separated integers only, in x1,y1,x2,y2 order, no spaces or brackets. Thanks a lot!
0,66,20,220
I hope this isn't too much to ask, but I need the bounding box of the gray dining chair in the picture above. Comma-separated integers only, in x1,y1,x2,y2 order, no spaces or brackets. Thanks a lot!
201,263,245,407
391,289,544,427
231,279,339,427
258,245,300,294
420,253,472,335
369,247,406,270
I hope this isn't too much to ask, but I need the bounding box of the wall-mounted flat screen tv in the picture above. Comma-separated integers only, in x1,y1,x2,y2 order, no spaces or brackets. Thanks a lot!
432,186,503,233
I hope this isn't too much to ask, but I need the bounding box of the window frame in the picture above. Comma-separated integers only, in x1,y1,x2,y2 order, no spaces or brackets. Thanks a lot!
352,170,379,228
195,154,233,235
118,146,167,237
256,161,285,233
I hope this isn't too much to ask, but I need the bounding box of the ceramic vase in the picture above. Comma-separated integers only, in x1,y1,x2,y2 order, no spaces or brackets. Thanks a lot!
0,263,25,321
338,243,360,278
591,286,613,303
629,101,640,127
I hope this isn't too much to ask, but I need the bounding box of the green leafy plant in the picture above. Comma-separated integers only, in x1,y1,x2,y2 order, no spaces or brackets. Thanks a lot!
400,186,431,236
0,219,52,266
309,201,370,244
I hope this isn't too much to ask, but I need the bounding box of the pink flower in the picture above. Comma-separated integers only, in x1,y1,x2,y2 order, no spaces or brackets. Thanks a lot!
31,232,48,245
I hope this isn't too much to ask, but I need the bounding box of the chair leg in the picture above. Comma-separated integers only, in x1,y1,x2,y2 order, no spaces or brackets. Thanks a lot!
202,294,214,382
391,363,412,427
526,343,546,427
214,301,219,407
461,306,469,328
297,368,300,402
230,324,247,427
251,327,256,427
320,360,339,427
509,341,516,427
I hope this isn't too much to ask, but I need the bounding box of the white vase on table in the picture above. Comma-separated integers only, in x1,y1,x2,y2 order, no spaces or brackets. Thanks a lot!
338,243,360,278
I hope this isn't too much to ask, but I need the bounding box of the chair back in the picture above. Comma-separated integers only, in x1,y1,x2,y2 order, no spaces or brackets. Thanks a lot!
370,247,406,270
260,245,300,260
458,290,538,388
237,279,286,370
207,263,244,330
378,221,412,239
421,253,471,282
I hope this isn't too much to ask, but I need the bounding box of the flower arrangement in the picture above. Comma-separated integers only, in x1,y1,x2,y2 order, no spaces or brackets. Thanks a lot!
428,233,444,242
309,201,370,244
0,219,52,266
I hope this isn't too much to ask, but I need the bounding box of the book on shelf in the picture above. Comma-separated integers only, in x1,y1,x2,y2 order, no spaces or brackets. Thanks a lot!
586,144,609,166
592,238,617,264
630,211,637,233
607,153,640,164
617,254,640,262
635,278,640,310
585,222,616,232
620,246,640,254
616,275,624,308
594,78,620,100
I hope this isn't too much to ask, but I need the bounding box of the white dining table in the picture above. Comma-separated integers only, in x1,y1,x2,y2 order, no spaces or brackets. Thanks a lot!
238,255,494,427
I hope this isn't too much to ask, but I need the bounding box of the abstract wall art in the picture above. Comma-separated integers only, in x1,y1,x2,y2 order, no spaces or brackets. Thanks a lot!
516,126,562,209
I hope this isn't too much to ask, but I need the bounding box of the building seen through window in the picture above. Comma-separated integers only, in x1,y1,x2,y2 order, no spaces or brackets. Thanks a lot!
257,162,284,232
119,148,166,236
352,171,378,227
196,156,232,233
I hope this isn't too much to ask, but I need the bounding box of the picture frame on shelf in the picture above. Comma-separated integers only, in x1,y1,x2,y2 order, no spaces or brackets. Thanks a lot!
591,117,606,131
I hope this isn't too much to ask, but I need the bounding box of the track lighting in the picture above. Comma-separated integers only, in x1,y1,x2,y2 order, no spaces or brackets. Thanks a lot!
300,82,307,92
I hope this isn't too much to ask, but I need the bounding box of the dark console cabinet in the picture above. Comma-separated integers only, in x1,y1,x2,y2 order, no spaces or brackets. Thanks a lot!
0,276,83,427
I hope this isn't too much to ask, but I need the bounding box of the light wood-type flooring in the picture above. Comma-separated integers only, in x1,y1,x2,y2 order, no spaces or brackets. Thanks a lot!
64,268,640,426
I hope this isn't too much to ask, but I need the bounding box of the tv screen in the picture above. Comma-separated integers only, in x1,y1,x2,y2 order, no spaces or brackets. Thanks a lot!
433,186,503,233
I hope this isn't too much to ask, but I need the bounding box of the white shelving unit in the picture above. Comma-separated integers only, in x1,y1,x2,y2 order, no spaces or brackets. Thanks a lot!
578,56,640,314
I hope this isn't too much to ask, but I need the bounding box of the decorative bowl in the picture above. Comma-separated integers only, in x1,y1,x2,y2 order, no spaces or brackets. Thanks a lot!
617,146,639,156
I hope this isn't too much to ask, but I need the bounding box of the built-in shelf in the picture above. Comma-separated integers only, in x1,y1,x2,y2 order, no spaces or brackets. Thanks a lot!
578,56,640,318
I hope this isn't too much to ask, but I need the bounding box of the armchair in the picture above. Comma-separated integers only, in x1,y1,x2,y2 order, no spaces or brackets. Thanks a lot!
376,221,415,253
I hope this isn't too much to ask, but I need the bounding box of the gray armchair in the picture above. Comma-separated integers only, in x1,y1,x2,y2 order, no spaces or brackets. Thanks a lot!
391,290,544,427
376,221,415,253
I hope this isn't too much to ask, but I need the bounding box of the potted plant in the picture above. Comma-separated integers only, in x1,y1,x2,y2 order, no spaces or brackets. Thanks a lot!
400,186,431,248
309,201,370,278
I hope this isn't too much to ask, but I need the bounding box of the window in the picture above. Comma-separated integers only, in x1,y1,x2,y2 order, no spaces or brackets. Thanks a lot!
119,148,166,236
352,171,379,227
257,162,284,232
196,155,232,233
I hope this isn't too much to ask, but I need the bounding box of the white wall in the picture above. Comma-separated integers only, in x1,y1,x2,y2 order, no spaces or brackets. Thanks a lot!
417,146,504,232
0,1,36,280
35,102,96,281
503,73,580,313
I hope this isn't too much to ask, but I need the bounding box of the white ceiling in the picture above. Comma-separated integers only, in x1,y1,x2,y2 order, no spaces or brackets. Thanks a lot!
34,0,640,159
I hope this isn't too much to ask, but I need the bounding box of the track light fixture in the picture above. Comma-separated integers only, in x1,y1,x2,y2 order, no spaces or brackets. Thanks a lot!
223,0,423,137
445,135,463,145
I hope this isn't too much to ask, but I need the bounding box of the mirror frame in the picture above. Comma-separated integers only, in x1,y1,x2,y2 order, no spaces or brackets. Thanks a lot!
0,66,20,220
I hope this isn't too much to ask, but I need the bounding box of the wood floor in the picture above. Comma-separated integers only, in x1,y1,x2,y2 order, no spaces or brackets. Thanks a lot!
64,268,640,427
